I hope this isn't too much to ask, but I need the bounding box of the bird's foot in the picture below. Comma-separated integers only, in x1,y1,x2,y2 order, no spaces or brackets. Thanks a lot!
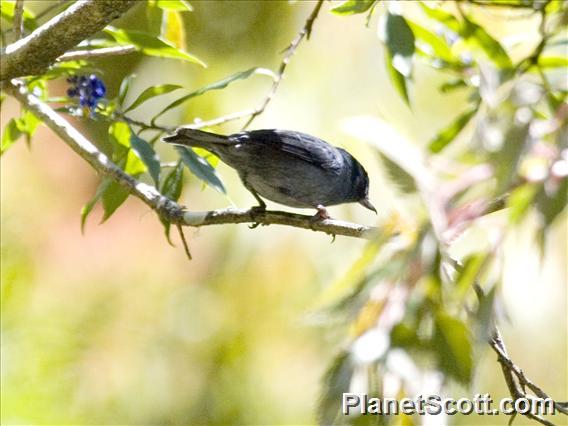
312,205,331,221
248,204,266,229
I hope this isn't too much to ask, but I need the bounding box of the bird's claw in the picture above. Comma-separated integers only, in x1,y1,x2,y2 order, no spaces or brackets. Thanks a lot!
312,204,331,221
248,204,266,229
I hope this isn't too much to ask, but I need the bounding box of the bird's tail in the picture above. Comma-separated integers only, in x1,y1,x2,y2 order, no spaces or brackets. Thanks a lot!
162,128,230,149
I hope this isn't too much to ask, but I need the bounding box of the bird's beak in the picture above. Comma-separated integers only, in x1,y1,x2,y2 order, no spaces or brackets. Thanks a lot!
359,197,377,214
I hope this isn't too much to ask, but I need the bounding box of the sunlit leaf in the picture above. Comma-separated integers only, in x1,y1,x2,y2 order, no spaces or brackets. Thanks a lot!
419,2,460,32
154,0,193,11
406,20,458,65
1,119,22,155
118,74,136,107
454,253,487,303
104,26,205,67
429,105,477,153
125,84,183,112
176,146,225,194
434,313,473,383
507,183,539,224
151,68,261,123
330,0,376,15
538,56,568,68
439,78,468,93
378,152,417,193
380,12,415,106
536,177,567,228
102,180,130,222
162,9,186,50
80,178,111,233
109,121,132,149
461,17,512,69
129,133,161,185
317,351,354,425
160,161,185,243
0,1,37,30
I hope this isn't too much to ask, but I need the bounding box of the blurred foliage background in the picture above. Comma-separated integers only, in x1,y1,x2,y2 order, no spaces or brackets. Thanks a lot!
1,1,566,425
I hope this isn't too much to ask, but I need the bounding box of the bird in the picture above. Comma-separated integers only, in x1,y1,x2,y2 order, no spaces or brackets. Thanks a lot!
162,128,376,219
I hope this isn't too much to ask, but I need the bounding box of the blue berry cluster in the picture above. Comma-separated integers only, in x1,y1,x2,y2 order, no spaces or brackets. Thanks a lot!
67,74,106,109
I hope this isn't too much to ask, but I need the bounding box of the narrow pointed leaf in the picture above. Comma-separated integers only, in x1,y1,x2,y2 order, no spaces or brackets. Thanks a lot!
104,26,205,66
102,180,130,222
428,106,477,153
125,84,182,112
434,313,473,384
176,146,225,194
129,133,161,185
330,0,376,15
151,68,260,123
80,178,111,233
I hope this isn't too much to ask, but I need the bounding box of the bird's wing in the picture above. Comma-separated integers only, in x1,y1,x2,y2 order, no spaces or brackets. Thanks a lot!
232,130,342,172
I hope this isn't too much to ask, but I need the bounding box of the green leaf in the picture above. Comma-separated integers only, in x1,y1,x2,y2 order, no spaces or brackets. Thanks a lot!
154,0,193,11
454,253,487,302
434,313,473,384
1,118,22,155
385,53,410,105
406,20,459,65
536,177,567,228
461,17,512,69
125,84,183,112
19,109,41,145
378,152,417,193
385,12,415,78
109,121,132,150
162,9,186,49
0,1,37,30
317,351,354,425
160,161,185,243
102,180,130,222
439,79,468,93
118,74,136,107
151,67,260,124
80,178,111,233
176,146,225,194
330,0,376,15
428,106,477,153
104,26,205,67
507,183,539,224
538,56,568,68
129,132,161,185
161,161,184,201
380,12,415,106
420,2,461,33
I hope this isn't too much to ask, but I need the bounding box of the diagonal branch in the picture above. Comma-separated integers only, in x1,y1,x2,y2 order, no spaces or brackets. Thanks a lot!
1,0,137,81
8,80,376,241
241,0,324,130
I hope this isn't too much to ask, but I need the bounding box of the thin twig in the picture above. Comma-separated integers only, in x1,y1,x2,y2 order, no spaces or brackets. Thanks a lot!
57,45,138,62
474,285,567,424
176,224,192,260
13,0,25,41
241,0,324,130
8,80,377,242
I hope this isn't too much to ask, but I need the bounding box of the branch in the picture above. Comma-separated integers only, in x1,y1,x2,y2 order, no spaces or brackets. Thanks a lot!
241,0,324,130
13,0,25,41
8,80,376,241
473,285,567,425
57,45,138,62
1,0,137,81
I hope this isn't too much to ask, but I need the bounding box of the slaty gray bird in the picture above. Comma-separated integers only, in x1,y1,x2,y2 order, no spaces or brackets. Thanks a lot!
163,128,376,218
